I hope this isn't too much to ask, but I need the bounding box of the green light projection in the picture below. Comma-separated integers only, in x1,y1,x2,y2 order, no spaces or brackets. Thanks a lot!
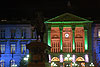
44,21,93,24
72,30,75,50
85,30,88,50
60,27,63,50
48,30,51,46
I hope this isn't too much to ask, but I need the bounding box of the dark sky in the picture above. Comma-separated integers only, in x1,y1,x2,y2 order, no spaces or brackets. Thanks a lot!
0,0,100,19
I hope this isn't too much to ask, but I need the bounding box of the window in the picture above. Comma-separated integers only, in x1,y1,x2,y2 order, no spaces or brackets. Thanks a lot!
11,30,16,39
98,41,100,53
97,41,100,53
0,29,5,38
21,29,26,38
0,44,5,54
11,44,16,54
21,44,26,54
98,29,100,38
99,45,100,53
10,60,15,67
75,27,85,53
0,60,4,67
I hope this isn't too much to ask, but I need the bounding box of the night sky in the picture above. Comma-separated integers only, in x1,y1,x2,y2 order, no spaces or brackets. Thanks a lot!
0,0,100,19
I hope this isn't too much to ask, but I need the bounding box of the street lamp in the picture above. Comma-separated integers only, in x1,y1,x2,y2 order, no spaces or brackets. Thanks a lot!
23,54,29,61
27,54,29,58
89,63,94,67
11,64,17,67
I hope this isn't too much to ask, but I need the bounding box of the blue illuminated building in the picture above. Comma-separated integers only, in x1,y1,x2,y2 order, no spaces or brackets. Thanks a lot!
0,20,37,67
0,15,100,67
92,22,100,66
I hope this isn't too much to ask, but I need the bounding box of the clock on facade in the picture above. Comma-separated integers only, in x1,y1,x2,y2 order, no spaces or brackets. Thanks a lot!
65,33,69,38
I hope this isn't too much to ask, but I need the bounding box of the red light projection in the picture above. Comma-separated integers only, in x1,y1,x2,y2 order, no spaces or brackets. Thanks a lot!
51,27,60,53
62,27,73,53
75,27,85,53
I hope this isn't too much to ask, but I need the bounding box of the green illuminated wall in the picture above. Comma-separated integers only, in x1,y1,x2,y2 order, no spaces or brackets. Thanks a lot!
85,30,88,50
48,29,51,46
60,27,63,51
72,30,75,50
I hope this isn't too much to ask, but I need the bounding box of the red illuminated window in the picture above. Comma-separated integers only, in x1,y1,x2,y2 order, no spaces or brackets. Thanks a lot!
75,27,85,53
62,27,73,53
51,27,60,53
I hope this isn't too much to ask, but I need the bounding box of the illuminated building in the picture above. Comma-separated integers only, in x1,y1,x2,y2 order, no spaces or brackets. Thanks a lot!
0,20,37,67
44,13,93,67
92,23,100,67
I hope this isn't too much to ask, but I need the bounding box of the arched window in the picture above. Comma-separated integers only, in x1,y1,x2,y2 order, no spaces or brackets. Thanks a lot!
0,60,4,67
10,60,15,67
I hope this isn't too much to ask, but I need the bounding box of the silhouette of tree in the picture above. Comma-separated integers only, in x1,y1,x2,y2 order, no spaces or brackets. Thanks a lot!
19,57,28,67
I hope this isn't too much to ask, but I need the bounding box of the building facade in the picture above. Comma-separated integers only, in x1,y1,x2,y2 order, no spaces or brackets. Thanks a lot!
0,21,37,67
92,23,100,67
44,13,93,67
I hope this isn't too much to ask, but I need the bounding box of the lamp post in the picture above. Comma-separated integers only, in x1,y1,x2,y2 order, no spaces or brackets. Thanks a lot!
89,63,94,67
11,64,17,67
23,54,29,61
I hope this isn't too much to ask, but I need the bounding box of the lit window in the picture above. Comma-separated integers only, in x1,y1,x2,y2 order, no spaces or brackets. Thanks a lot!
32,29,37,39
97,41,100,53
11,44,16,54
98,29,100,38
21,44,26,54
21,29,26,39
10,60,15,67
11,30,16,39
0,29,5,38
0,60,4,67
0,44,5,54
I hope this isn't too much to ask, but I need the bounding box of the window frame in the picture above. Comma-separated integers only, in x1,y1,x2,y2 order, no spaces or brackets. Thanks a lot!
21,29,26,39
11,29,16,39
21,43,26,54
10,43,16,54
0,29,5,39
0,42,6,54
0,60,4,67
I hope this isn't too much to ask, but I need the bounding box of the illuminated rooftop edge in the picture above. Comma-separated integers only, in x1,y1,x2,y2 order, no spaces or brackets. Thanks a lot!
44,21,93,23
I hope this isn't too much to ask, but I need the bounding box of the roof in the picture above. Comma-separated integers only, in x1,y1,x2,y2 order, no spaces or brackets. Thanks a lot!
26,42,51,49
44,13,93,24
0,20,35,24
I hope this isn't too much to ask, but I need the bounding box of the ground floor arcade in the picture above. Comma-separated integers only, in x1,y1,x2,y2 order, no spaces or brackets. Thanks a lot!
48,53,93,67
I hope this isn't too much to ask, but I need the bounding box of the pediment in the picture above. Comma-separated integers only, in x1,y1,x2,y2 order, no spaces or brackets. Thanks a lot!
44,13,93,24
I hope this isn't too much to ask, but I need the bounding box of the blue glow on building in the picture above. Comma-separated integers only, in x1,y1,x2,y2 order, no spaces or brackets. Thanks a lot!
92,23,100,66
0,23,37,67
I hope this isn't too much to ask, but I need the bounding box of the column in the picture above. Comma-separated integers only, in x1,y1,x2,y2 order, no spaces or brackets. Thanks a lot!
60,26,63,51
72,28,75,51
48,27,51,46
17,40,21,54
85,30,88,50
5,40,10,53
88,24,93,63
